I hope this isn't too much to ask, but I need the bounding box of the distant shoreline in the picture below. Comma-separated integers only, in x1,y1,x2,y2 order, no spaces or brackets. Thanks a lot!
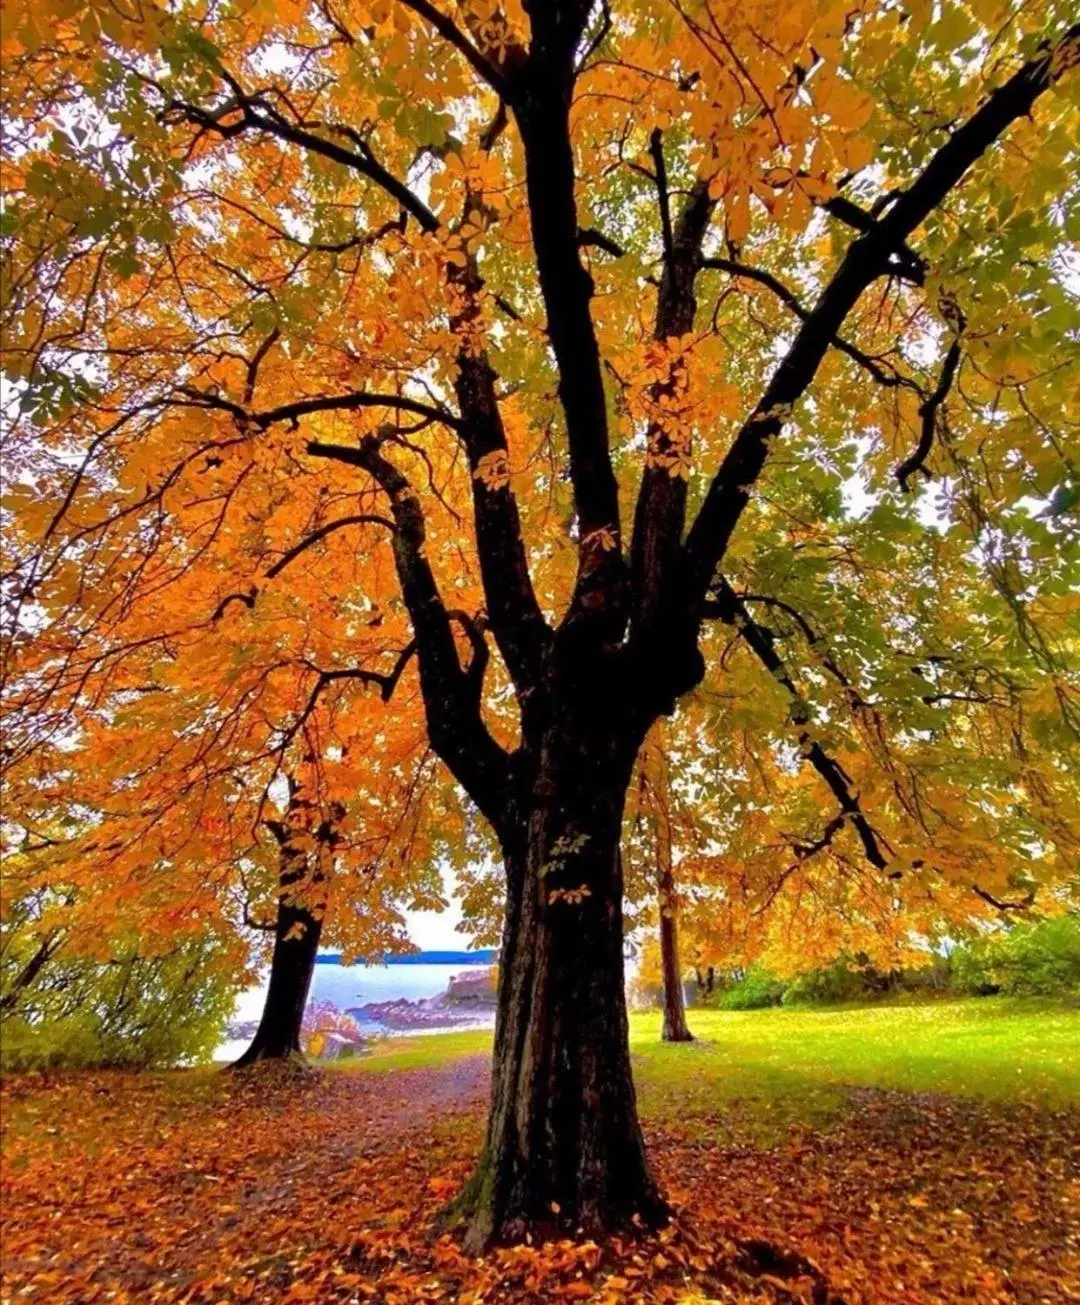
314,950,497,967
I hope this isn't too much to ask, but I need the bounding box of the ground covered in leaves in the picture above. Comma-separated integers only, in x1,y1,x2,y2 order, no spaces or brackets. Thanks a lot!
2,1007,1079,1304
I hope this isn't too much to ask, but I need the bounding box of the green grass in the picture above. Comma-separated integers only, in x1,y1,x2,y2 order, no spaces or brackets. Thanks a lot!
632,998,1080,1099
348,999,1080,1131
340,1028,493,1072
629,999,1080,1140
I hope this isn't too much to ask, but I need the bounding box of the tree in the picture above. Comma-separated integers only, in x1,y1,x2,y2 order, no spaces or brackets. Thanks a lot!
0,504,464,1067
3,0,1079,1251
232,780,340,1066
626,725,694,1041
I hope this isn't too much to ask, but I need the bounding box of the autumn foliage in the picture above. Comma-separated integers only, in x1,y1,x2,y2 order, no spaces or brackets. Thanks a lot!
2,0,1080,1252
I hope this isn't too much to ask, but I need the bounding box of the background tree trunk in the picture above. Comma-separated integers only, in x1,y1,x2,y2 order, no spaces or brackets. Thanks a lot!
234,839,323,1067
652,744,693,1044
458,734,666,1250
659,886,693,1043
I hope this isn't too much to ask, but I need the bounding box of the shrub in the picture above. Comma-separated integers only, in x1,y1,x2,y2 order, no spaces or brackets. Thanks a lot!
782,958,880,1006
0,933,242,1071
950,916,1080,997
717,967,786,1010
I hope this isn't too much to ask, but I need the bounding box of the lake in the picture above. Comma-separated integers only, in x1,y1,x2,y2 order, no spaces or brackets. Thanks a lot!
215,959,493,1061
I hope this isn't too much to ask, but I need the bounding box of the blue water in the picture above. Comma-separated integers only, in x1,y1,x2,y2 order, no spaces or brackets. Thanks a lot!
216,961,486,1060
311,962,479,1010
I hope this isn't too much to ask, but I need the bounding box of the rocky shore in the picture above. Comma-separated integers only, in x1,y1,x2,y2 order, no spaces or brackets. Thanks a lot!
347,966,497,1032
223,965,498,1045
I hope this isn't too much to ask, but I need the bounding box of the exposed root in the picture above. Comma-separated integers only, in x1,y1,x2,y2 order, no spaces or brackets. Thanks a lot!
228,1047,314,1078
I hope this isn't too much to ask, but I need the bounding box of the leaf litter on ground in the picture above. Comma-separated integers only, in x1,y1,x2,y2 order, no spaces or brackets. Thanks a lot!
1,1056,1077,1304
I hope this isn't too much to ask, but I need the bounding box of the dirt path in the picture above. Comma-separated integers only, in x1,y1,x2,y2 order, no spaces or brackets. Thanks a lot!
1,1058,491,1303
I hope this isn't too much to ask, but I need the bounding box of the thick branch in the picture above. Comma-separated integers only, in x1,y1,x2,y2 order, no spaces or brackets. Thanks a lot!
647,129,676,266
630,179,714,641
822,196,925,283
683,26,1078,607
306,436,511,832
510,32,625,628
448,241,553,693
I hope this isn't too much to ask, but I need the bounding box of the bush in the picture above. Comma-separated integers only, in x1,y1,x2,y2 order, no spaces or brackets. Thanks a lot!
0,934,242,1072
950,916,1080,997
782,958,884,1006
717,967,786,1010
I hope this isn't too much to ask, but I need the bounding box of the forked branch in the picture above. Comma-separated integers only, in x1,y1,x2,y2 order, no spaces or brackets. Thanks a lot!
684,25,1080,606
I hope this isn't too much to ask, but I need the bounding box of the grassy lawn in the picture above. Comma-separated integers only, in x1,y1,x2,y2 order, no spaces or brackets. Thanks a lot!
339,1027,493,1072
352,998,1080,1116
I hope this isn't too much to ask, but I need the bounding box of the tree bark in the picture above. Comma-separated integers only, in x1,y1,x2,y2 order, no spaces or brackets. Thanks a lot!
234,838,324,1067
456,725,665,1251
648,737,693,1044
658,883,693,1044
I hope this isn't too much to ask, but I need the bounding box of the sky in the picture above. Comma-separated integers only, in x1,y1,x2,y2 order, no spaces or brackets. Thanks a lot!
403,897,468,950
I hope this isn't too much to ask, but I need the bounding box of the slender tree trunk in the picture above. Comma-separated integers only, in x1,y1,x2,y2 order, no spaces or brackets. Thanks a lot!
234,839,323,1067
658,888,693,1043
458,725,666,1251
651,745,693,1044
0,929,63,1013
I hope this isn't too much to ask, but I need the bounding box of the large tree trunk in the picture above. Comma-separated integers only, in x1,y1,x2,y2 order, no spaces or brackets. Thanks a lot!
234,839,323,1067
457,726,666,1251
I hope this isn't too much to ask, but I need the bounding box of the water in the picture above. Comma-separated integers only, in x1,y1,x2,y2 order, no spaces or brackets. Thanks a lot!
312,961,478,1008
215,961,489,1061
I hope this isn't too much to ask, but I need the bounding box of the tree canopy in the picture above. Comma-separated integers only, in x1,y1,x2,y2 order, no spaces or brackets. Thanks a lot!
2,0,1079,1248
